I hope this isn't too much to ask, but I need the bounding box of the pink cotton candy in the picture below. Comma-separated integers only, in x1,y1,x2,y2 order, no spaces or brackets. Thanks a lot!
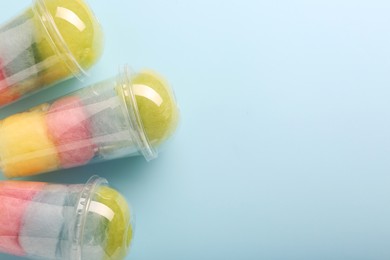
0,60,19,106
0,181,46,256
46,96,96,168
0,60,6,91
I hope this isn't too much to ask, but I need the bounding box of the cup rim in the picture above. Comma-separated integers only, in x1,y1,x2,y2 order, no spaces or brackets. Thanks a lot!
118,65,158,161
70,175,108,258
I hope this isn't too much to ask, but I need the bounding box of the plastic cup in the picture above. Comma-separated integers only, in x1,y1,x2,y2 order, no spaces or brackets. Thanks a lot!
0,176,133,260
0,65,179,178
0,0,103,107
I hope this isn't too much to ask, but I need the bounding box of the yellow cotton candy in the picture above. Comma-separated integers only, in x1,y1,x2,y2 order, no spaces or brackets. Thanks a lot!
0,111,60,178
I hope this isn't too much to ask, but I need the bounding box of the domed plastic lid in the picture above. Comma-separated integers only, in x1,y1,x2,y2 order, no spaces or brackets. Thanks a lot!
74,176,133,260
33,0,104,78
119,66,180,161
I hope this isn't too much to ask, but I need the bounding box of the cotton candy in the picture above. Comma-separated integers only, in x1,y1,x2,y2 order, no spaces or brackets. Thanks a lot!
46,96,96,168
92,187,133,259
19,185,68,259
0,181,45,256
0,60,7,90
0,59,20,106
131,71,179,146
0,178,133,260
78,81,137,159
0,18,35,67
0,111,60,178
79,207,109,260
4,47,39,86
34,0,103,85
0,12,41,106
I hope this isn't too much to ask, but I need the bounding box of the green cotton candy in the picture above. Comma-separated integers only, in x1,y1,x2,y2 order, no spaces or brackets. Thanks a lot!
41,0,103,69
132,71,179,146
94,186,133,260
32,0,103,84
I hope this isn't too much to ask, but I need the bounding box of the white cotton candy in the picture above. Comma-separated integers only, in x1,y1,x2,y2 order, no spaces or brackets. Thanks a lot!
31,184,68,205
59,198,109,260
0,19,35,67
0,15,39,94
19,202,67,259
81,245,106,260
5,57,39,87
79,204,112,260
19,185,68,259
79,81,138,159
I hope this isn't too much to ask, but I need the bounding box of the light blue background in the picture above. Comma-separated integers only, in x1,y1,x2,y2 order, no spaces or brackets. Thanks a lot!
1,0,390,259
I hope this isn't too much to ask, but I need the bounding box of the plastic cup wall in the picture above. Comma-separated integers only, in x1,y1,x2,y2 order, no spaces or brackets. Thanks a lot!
0,68,152,178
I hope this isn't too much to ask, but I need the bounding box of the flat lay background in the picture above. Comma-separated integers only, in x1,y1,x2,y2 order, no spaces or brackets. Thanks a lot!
1,0,390,259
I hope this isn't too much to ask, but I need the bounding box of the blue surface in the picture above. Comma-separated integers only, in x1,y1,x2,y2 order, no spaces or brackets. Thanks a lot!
1,0,390,259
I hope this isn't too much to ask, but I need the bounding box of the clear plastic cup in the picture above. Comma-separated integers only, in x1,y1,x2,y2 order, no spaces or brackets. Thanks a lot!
0,65,179,178
0,0,103,107
0,176,133,260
